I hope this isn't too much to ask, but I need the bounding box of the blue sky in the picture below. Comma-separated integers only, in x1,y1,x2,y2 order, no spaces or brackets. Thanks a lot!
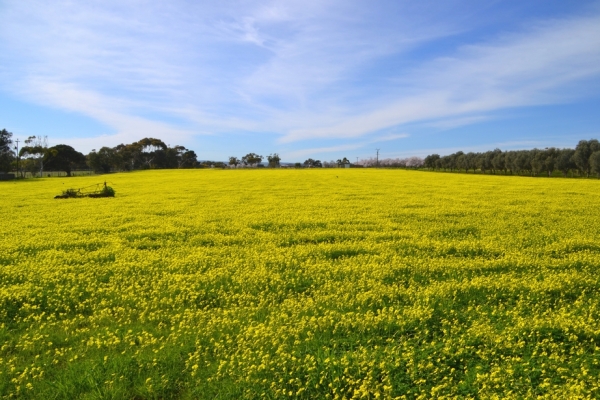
1,0,600,162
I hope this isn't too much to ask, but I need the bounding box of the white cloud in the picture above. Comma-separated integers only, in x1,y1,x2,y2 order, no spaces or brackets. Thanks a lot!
282,132,409,160
279,13,600,142
425,116,493,130
0,0,599,154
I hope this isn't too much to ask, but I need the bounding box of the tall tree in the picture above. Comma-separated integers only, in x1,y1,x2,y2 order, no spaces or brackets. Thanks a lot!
0,128,15,173
424,154,440,170
573,139,600,177
136,138,168,169
542,147,558,177
19,135,49,177
229,156,240,168
163,145,194,168
556,148,576,177
490,149,504,174
45,144,86,176
114,144,136,171
477,152,493,174
87,147,118,173
267,153,281,168
180,149,198,168
304,158,316,167
590,151,600,178
530,149,544,177
336,157,350,167
242,153,263,167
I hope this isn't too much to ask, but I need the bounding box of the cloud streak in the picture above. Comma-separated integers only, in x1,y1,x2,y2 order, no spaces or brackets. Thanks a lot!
0,1,599,156
280,12,600,142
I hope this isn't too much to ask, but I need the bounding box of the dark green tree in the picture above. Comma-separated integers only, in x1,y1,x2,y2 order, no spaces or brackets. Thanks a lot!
556,148,576,177
242,153,263,167
163,146,195,168
229,156,240,168
114,144,137,170
542,147,558,177
267,153,281,168
590,151,600,178
476,152,493,174
45,144,86,176
180,149,198,168
304,158,316,167
424,154,440,170
87,147,118,173
530,149,544,177
491,150,505,174
136,138,168,169
0,128,15,173
336,157,350,167
573,139,600,177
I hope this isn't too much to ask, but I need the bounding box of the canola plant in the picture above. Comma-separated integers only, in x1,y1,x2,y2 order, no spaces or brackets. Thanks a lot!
1,169,600,399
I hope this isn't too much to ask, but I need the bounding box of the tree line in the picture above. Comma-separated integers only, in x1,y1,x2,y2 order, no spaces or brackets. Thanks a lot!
0,131,203,177
0,130,292,176
423,139,600,177
4,127,597,178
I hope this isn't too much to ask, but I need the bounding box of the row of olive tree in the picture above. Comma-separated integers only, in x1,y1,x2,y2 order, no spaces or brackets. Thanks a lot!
358,156,424,168
423,139,600,177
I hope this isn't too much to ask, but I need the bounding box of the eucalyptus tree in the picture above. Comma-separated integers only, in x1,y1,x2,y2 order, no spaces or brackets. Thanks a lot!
19,135,48,177
229,156,240,168
267,153,281,168
242,153,263,167
87,147,118,173
336,157,350,167
136,138,168,169
165,146,197,168
44,144,86,176
0,128,15,173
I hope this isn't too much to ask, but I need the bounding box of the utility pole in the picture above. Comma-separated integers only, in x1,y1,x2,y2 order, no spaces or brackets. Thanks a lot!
376,148,380,168
14,139,20,178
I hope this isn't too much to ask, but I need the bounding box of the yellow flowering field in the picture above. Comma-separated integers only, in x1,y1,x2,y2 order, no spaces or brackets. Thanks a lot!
1,169,600,399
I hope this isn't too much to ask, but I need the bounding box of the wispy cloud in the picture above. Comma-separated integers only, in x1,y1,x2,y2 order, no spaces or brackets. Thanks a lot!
283,132,409,160
424,116,493,130
279,12,600,142
0,1,599,155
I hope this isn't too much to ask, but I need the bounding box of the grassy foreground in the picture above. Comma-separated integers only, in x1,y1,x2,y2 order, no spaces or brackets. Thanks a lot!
1,169,600,399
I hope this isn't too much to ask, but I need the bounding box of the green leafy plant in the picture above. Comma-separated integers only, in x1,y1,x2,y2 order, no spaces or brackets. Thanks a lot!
101,185,115,197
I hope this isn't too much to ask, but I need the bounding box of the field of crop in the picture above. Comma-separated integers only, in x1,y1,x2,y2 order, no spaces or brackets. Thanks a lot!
1,169,600,399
